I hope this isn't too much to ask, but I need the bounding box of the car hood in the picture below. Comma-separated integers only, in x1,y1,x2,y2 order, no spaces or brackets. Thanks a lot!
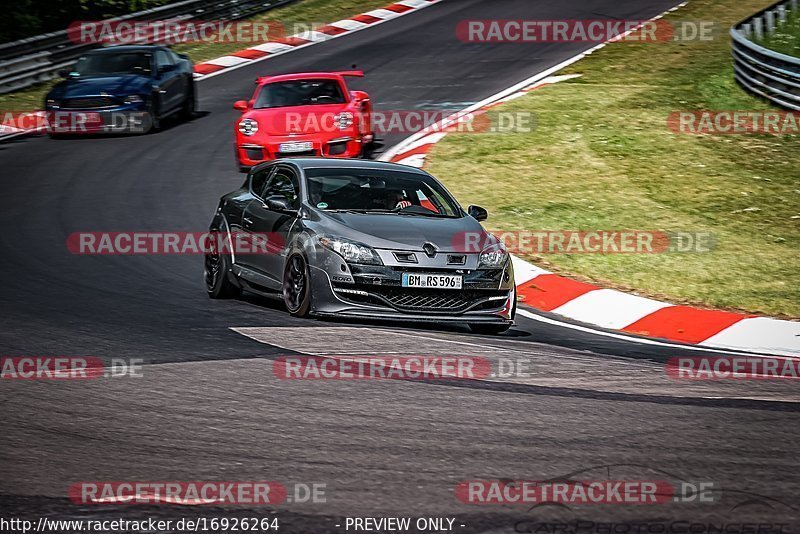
48,75,152,99
244,104,349,136
315,211,489,253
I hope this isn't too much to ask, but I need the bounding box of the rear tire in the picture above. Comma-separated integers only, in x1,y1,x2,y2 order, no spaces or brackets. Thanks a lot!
283,254,312,317
144,96,160,133
205,248,241,299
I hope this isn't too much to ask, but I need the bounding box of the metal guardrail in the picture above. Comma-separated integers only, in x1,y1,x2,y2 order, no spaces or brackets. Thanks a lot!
731,0,800,111
0,0,297,94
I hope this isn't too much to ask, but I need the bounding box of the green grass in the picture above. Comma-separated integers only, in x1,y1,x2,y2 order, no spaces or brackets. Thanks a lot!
426,0,800,318
758,6,800,56
0,0,389,113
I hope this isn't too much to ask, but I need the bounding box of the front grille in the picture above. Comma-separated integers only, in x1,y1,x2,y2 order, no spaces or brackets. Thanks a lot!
337,286,506,313
60,97,117,109
327,141,348,156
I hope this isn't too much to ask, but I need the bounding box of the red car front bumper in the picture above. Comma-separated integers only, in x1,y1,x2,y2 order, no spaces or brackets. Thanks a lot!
235,133,364,168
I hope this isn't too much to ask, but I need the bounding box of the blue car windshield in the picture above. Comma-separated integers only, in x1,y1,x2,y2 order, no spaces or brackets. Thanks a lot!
305,168,462,217
254,80,346,109
73,53,152,76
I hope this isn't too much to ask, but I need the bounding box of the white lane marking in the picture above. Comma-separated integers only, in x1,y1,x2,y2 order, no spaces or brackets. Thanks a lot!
292,30,334,42
517,309,800,360
203,55,251,67
194,0,443,81
248,41,295,53
393,132,448,155
551,289,673,330
397,0,431,6
363,8,400,20
511,255,549,285
700,317,800,357
393,153,426,167
328,19,369,31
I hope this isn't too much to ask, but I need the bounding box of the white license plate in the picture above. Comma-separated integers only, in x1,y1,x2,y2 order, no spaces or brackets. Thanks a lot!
402,273,463,289
279,141,313,153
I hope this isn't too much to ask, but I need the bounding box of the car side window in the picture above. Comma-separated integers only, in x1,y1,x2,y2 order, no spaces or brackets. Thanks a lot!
155,50,173,73
264,167,300,209
250,167,274,199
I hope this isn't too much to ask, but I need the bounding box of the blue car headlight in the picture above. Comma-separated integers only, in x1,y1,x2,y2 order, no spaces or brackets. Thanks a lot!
46,98,60,109
124,95,144,105
319,235,382,265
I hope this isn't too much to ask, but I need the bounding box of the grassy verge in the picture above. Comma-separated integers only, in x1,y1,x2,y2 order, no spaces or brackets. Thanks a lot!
0,0,389,113
426,0,800,318
758,5,800,56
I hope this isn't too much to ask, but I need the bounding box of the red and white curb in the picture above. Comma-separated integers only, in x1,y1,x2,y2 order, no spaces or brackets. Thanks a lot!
379,2,800,358
192,0,441,78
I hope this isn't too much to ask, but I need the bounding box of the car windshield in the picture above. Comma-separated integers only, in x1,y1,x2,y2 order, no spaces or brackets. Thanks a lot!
254,79,346,108
305,168,462,218
73,52,151,76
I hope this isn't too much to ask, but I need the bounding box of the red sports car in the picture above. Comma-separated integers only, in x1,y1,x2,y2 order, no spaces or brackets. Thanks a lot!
233,71,374,171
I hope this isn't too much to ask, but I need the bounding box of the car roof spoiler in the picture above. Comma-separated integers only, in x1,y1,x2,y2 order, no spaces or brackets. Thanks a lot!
255,70,364,84
334,70,364,77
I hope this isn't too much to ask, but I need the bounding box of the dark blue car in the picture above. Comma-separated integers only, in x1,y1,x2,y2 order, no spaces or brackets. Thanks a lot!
44,45,195,135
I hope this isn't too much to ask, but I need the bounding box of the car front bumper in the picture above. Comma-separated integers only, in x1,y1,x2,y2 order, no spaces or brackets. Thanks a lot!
235,133,363,167
306,259,516,325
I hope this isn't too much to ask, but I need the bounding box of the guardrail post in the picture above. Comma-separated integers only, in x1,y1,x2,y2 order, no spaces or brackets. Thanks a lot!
778,5,787,22
742,23,753,37
792,0,798,11
765,10,776,33
753,17,764,39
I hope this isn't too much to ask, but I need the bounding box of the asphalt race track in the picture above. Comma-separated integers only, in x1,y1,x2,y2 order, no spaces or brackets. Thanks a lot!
1,0,798,532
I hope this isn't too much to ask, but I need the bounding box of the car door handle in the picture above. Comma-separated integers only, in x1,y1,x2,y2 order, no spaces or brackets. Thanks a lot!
243,217,254,226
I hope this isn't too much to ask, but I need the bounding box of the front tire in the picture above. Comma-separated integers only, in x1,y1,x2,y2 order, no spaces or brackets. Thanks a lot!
180,81,196,121
283,254,312,317
205,249,241,299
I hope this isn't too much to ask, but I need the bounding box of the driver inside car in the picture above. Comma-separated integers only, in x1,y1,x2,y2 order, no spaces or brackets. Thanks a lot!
387,190,412,210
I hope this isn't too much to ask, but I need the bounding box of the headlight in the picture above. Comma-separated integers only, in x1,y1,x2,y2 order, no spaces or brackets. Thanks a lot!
124,95,144,105
335,112,353,130
319,235,382,265
238,118,259,136
46,98,60,109
479,242,507,268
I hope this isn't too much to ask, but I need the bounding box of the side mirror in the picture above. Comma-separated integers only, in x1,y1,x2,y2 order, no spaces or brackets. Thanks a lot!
265,195,294,213
350,90,369,102
233,100,249,111
468,205,488,221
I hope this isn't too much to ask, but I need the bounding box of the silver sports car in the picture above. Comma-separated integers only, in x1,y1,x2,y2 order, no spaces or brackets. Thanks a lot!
205,158,516,334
